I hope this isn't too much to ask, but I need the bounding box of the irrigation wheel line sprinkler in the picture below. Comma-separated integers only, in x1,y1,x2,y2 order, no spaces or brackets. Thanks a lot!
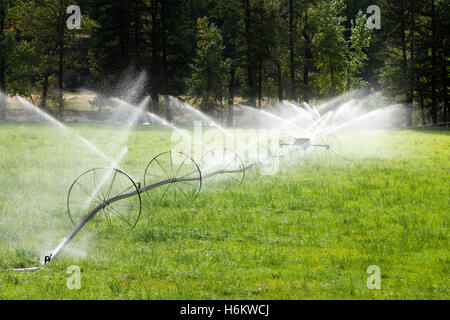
278,134,342,164
4,135,341,272
242,142,276,172
3,151,252,272
314,134,342,158
143,151,203,205
57,152,255,266
201,148,247,187
67,167,143,232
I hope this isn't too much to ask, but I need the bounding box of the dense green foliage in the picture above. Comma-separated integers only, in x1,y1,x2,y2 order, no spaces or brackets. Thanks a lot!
0,0,448,125
0,124,448,299
187,17,230,112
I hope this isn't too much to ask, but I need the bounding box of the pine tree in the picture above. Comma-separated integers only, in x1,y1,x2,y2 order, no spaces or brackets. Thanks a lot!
312,0,348,95
346,10,371,90
208,0,242,124
12,0,90,112
187,17,230,112
0,0,8,120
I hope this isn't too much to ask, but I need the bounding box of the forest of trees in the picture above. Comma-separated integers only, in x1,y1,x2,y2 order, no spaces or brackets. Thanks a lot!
0,0,448,126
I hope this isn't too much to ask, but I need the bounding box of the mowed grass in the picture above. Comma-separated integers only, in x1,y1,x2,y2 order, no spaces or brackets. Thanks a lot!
0,123,448,299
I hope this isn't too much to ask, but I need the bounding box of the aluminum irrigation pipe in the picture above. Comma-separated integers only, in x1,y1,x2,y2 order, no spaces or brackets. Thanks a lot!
4,163,256,272
48,164,256,264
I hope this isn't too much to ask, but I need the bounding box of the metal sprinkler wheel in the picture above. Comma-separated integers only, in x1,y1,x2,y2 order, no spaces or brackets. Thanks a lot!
242,142,276,175
278,136,307,164
312,134,342,157
201,148,246,186
67,168,142,232
143,151,202,205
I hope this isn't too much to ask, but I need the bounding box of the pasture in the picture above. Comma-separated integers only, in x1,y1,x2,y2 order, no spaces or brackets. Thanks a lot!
0,123,448,299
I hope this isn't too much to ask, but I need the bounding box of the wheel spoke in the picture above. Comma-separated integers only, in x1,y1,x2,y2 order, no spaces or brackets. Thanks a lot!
104,209,112,227
75,181,93,198
174,183,189,199
105,170,118,200
178,181,198,188
145,153,200,205
93,170,106,200
160,184,171,202
115,184,135,197
222,154,237,171
68,168,141,232
175,156,188,177
180,169,199,179
108,206,133,228
155,158,172,179
94,209,103,224
225,173,241,184
169,153,175,177
171,183,177,202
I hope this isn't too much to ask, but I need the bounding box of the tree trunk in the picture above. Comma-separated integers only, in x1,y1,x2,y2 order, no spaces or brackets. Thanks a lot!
288,0,296,100
220,98,224,123
0,64,5,121
276,60,283,101
329,56,336,95
407,11,415,127
151,90,159,113
244,0,255,106
58,11,64,117
257,60,262,109
161,0,170,121
119,6,127,61
441,52,449,124
430,0,437,124
203,95,209,113
151,0,160,113
164,95,171,123
227,21,237,126
346,65,350,92
0,2,6,121
164,96,171,122
302,8,311,103
133,1,141,66
400,2,412,126
227,64,235,126
42,73,49,108
420,94,426,126
58,46,64,115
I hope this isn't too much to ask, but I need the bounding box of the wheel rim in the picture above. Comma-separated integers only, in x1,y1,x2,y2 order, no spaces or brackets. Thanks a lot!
241,142,276,175
324,134,342,157
202,148,246,186
278,136,307,165
67,168,142,232
143,151,202,205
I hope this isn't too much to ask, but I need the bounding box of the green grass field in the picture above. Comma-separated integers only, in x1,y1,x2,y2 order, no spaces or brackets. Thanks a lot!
0,123,448,299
